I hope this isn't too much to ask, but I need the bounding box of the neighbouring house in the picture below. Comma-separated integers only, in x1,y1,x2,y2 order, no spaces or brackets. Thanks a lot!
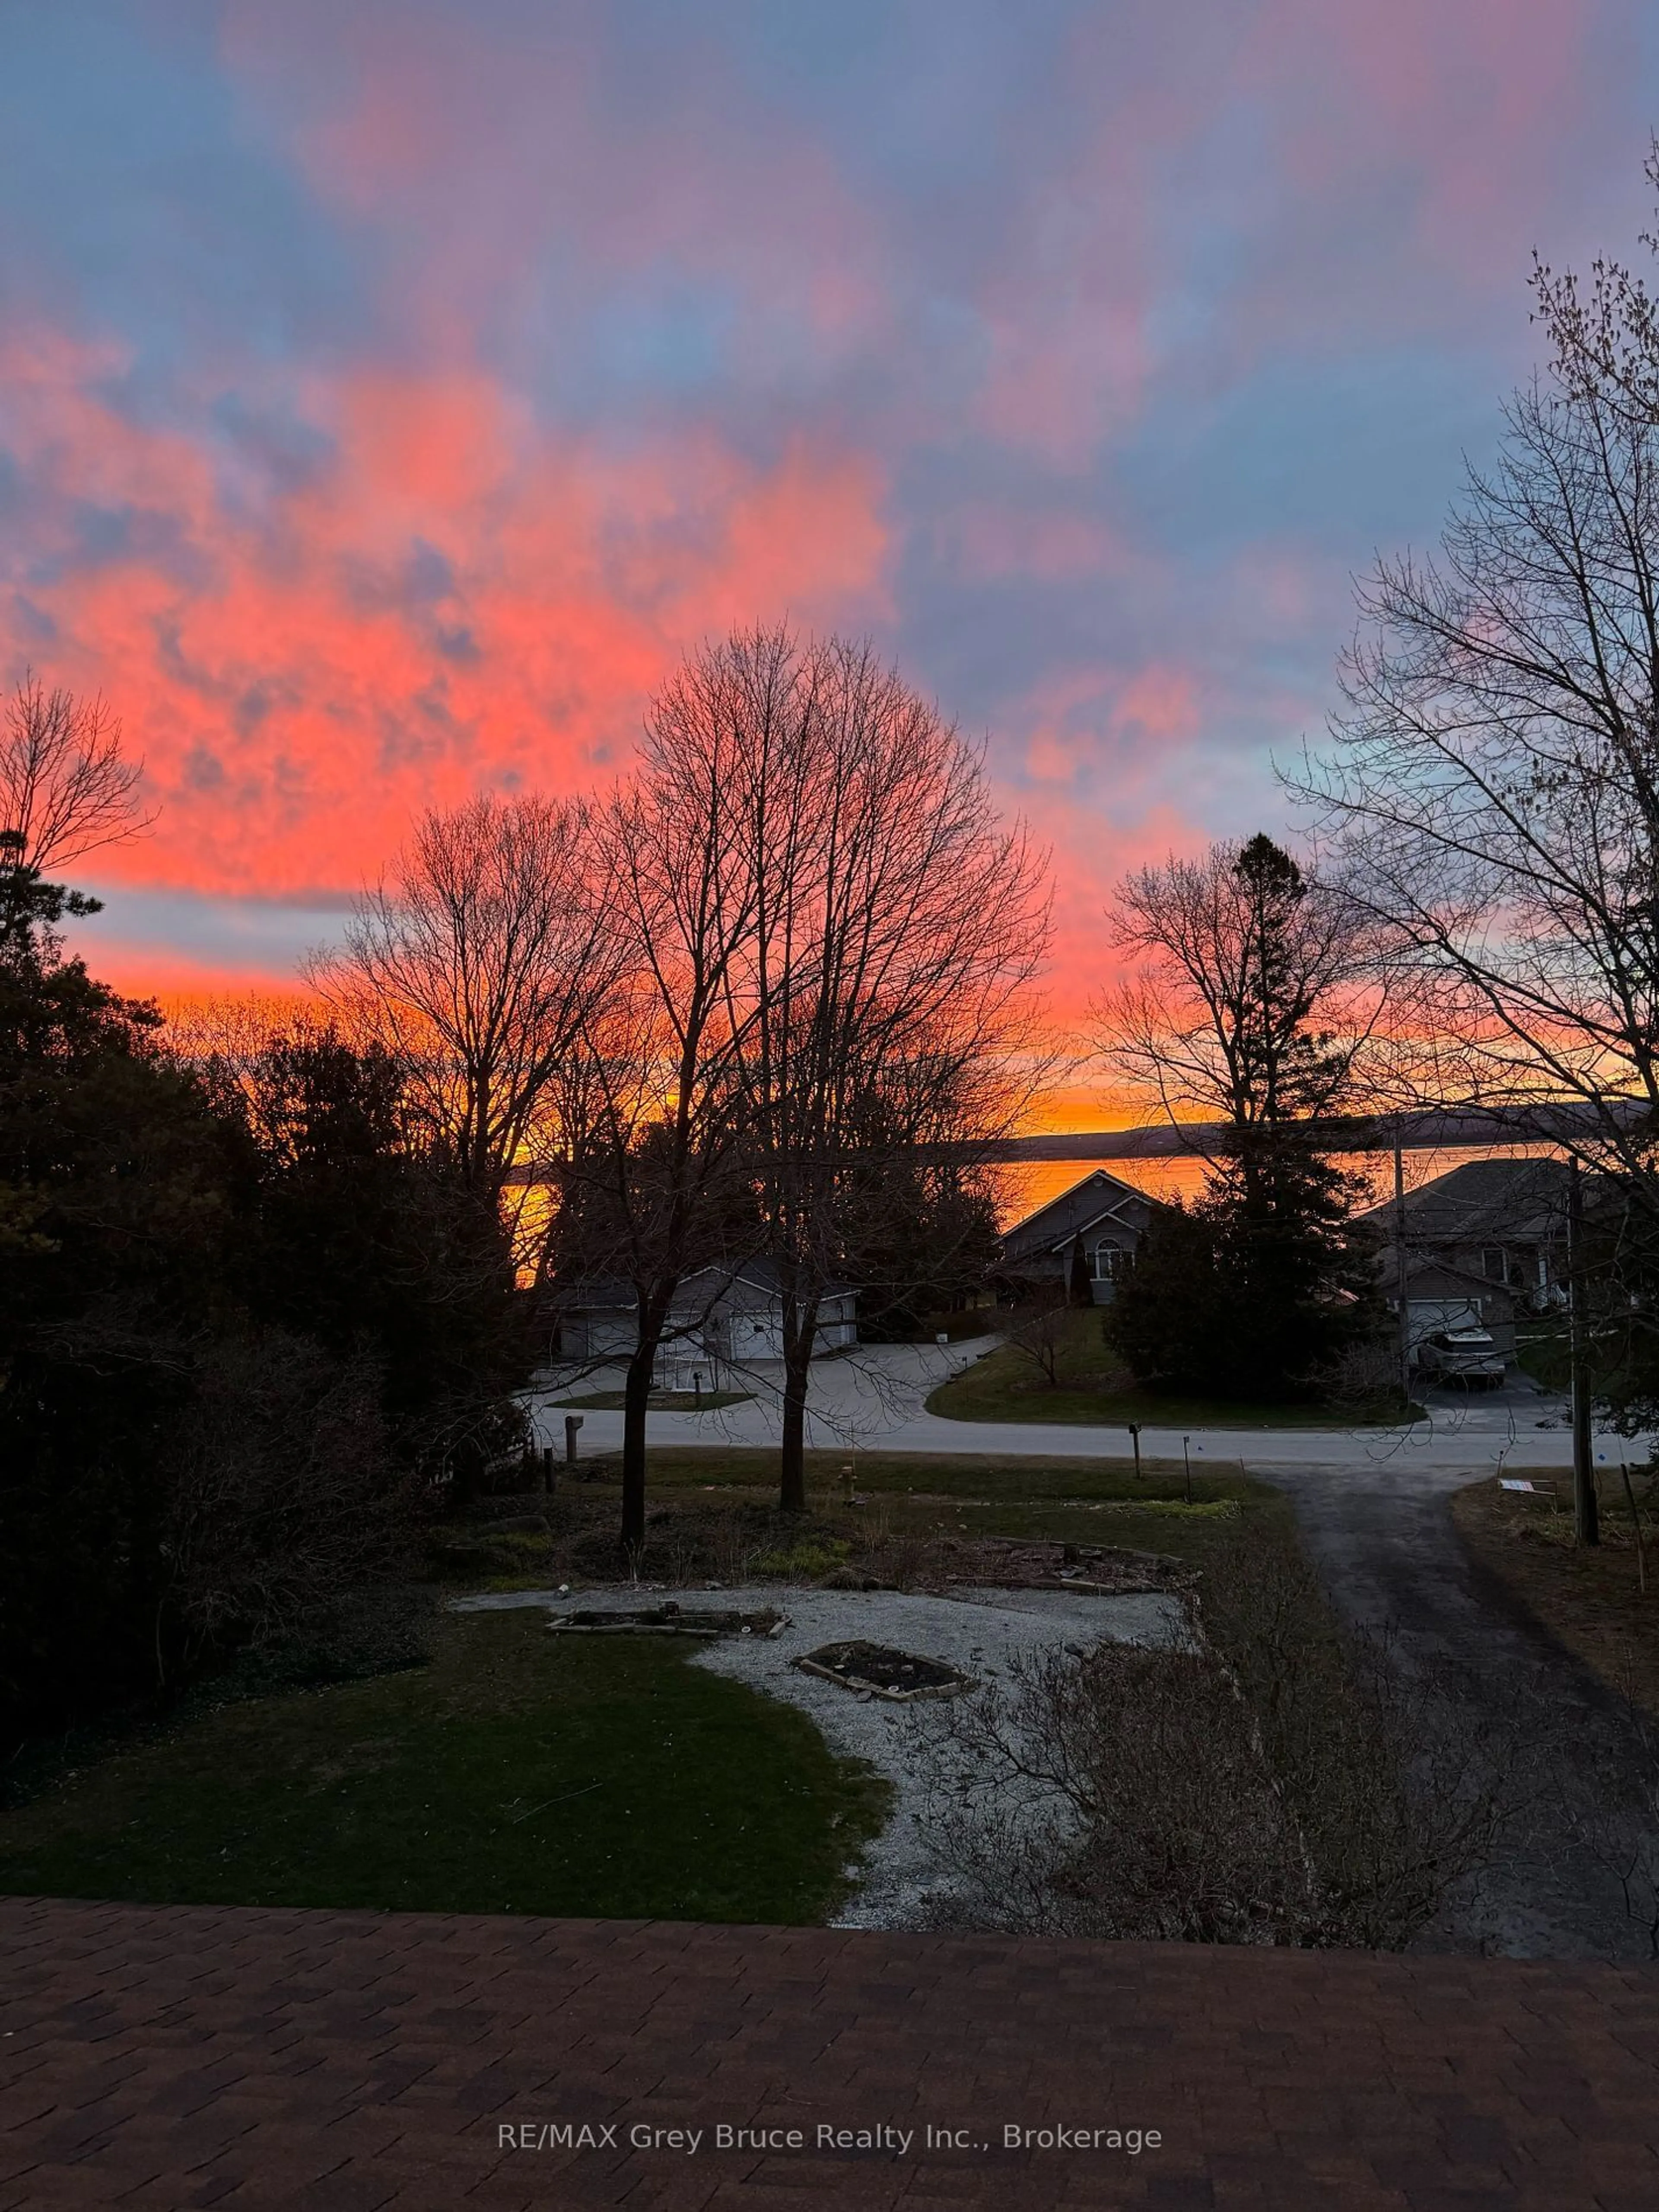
552,1276,640,1365
996,1168,1168,1305
1360,1156,1578,1366
553,1257,859,1383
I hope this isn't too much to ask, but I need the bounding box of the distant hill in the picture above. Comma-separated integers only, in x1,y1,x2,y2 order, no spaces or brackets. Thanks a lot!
990,1103,1644,1163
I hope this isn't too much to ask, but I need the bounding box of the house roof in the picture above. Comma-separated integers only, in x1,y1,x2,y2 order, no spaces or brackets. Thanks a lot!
679,1256,857,1301
1390,1254,1519,1308
554,1257,858,1312
1360,1157,1575,1248
548,1273,636,1313
1000,1168,1162,1262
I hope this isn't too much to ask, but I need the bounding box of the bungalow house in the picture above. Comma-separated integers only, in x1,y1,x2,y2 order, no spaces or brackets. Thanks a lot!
1359,1156,1583,1365
1362,1157,1574,1304
997,1168,1167,1304
553,1257,858,1383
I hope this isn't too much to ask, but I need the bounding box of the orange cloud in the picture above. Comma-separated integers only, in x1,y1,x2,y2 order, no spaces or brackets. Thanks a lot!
1,330,890,899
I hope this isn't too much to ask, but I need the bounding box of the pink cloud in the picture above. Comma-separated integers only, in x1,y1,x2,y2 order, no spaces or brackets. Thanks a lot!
0,328,890,899
219,1,893,374
949,504,1126,585
1021,661,1203,788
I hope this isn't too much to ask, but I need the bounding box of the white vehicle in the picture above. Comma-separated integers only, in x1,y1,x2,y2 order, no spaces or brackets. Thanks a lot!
1417,1328,1506,1387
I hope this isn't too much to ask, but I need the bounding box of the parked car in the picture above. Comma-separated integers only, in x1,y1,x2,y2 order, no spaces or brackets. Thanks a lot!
1416,1328,1506,1387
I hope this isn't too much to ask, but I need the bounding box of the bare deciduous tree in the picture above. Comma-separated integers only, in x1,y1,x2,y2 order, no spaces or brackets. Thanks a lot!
307,794,617,1234
555,637,776,1559
999,1294,1077,1390
717,628,1050,1513
1532,138,1659,432
1098,832,1381,1141
1291,184,1659,1215
0,672,153,874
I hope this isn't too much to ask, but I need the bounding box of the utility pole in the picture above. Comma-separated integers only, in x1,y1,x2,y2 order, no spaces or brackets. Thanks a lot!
1393,1137,1412,1408
1569,1157,1599,1547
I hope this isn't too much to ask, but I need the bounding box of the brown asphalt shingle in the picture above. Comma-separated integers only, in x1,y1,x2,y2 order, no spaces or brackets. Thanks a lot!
3,1897,1659,2209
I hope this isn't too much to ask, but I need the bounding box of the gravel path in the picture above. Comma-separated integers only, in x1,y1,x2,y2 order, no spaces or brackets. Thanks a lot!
454,1583,1188,1927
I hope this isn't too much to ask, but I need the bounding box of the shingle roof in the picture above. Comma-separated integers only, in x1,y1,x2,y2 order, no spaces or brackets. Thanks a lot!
1360,1157,1573,1246
680,1255,857,1300
548,1273,636,1311
554,1259,858,1309
1000,1168,1160,1262
7,1896,1659,2209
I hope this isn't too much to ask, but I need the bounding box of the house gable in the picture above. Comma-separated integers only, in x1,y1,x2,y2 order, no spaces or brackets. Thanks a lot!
1042,1197,1146,1253
1001,1169,1158,1263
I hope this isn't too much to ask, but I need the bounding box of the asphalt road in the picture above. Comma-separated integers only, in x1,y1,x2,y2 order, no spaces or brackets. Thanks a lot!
531,1335,1637,1475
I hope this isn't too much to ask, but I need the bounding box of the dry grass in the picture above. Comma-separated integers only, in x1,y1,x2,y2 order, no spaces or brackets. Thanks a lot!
918,1513,1516,1950
437,1446,1292,1597
430,1485,1208,1596
1452,1475,1659,1720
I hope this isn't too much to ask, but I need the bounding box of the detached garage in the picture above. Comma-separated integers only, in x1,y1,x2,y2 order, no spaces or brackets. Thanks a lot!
552,1259,858,1379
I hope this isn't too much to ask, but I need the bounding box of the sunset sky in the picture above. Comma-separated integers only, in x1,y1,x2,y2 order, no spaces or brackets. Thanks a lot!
6,1,1659,1093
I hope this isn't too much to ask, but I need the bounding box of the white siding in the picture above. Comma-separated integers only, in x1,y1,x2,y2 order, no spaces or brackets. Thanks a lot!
561,1314,637,1358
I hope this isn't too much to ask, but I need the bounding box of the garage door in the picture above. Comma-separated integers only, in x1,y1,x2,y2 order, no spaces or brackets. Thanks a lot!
1405,1298,1481,1350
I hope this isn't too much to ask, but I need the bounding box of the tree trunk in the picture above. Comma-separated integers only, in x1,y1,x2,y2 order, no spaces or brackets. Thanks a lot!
778,1295,819,1516
620,1288,672,1564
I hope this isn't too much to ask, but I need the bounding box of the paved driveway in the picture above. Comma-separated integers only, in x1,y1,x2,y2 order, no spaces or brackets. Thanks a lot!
1266,1455,1658,1961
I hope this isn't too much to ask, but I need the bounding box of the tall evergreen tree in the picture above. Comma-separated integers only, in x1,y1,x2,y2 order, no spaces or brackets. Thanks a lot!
1102,835,1378,1399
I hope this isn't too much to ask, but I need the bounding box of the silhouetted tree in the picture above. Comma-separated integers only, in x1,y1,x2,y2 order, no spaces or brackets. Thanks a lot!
1101,836,1377,1399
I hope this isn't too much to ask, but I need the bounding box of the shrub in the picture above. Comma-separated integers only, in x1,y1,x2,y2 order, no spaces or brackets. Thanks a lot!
918,1520,1519,1949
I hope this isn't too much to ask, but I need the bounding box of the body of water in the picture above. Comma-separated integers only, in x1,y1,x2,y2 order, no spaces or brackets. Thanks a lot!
995,1143,1558,1228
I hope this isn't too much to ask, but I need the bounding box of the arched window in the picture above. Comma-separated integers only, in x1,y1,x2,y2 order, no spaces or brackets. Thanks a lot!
1090,1241,1124,1282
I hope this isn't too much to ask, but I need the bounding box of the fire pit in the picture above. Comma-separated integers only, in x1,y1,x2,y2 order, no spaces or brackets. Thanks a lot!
550,1603,788,1639
792,1640,972,1701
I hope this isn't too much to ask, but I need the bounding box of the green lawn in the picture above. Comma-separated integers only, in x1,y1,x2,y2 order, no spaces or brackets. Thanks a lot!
926,1313,1418,1429
0,1610,889,1924
2,1455,1307,1926
635,1445,1261,1503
